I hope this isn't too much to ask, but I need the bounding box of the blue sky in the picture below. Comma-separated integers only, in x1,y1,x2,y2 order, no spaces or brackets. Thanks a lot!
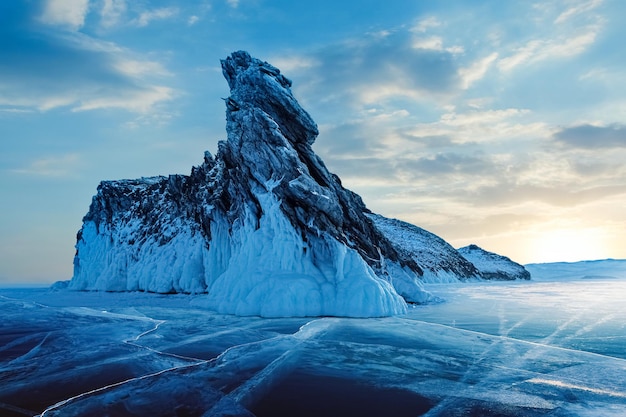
1,0,625,284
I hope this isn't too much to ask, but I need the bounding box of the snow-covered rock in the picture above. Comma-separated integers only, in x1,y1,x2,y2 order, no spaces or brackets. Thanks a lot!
368,214,481,283
70,51,528,317
70,51,433,317
458,244,531,281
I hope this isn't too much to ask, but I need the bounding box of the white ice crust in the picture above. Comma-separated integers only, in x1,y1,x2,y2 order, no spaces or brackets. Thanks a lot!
71,190,408,317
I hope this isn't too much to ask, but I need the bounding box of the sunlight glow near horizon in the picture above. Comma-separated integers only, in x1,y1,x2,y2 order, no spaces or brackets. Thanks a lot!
529,228,611,264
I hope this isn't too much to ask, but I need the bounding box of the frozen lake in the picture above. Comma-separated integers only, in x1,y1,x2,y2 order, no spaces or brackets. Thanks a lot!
1,278,625,416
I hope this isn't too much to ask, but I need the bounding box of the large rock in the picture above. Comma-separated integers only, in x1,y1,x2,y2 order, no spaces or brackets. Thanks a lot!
70,51,431,317
69,51,522,317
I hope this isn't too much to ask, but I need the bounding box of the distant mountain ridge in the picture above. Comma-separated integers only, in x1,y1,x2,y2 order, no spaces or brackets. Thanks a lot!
69,51,530,317
525,259,626,281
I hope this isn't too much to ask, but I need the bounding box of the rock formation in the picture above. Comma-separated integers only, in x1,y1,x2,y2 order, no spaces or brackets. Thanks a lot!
69,51,529,317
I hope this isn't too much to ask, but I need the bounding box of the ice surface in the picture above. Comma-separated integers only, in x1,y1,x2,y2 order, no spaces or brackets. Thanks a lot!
1,276,626,416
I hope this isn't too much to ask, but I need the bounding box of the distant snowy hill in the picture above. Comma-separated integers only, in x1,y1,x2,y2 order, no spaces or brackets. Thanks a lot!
458,244,531,281
525,259,626,281
69,51,525,317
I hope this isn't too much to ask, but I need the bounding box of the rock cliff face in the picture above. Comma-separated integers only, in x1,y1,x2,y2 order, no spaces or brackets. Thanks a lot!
70,51,523,317
458,244,531,281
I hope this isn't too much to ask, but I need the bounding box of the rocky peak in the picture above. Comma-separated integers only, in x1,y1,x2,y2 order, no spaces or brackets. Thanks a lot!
218,51,420,277
222,50,318,146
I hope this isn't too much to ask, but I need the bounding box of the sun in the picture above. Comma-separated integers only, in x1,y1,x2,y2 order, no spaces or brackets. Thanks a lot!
531,228,609,263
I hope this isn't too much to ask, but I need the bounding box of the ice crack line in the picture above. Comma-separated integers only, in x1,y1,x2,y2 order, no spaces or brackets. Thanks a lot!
37,359,214,417
36,309,207,417
121,318,201,362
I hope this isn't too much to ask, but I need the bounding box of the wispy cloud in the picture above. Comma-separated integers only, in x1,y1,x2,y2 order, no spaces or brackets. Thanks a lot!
72,85,176,113
459,53,498,89
411,16,441,33
0,108,35,114
285,31,460,116
411,36,464,54
132,7,179,27
188,15,200,26
497,1,604,74
100,0,127,29
0,6,177,116
553,124,626,148
10,154,82,177
554,0,603,24
38,0,89,30
113,58,172,78
498,27,599,72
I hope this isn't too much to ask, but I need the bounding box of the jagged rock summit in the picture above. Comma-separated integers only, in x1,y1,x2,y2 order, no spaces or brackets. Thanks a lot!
458,244,531,281
69,51,526,317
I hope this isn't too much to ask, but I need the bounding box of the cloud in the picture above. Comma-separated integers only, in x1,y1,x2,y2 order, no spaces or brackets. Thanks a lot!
10,154,82,177
459,53,498,89
72,85,176,113
39,0,89,30
411,36,464,54
553,124,626,148
440,108,530,126
0,108,35,114
464,182,626,208
498,28,598,72
132,7,179,27
411,16,441,33
497,2,603,74
403,152,493,177
396,133,455,149
266,56,319,73
100,0,127,28
554,0,603,24
286,31,461,116
398,108,546,146
0,5,177,115
188,15,200,26
113,58,172,78
570,158,624,176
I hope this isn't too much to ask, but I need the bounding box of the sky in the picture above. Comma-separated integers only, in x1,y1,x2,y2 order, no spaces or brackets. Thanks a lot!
1,0,625,284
